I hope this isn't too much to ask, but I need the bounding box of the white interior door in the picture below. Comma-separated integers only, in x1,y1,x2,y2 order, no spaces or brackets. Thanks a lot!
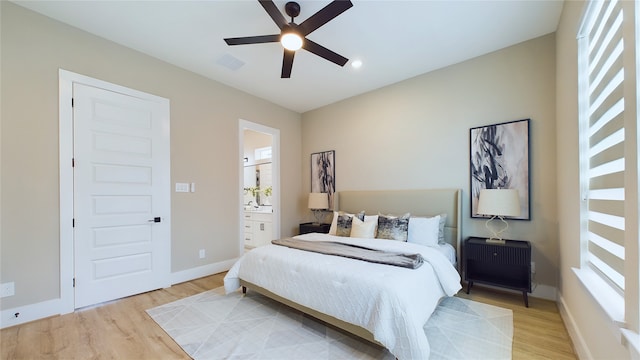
73,83,170,308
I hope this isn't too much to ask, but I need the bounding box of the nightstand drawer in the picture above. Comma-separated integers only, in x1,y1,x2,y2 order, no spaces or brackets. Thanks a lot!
466,243,529,265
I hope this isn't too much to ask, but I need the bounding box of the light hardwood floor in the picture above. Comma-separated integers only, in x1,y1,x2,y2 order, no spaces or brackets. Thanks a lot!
457,286,577,360
1,273,576,359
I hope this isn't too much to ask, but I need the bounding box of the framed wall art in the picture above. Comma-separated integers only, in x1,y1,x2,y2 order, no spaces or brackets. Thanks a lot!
311,150,336,210
470,119,530,220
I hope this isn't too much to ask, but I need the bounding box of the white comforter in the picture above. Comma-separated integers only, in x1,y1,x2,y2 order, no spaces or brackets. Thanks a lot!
224,233,462,360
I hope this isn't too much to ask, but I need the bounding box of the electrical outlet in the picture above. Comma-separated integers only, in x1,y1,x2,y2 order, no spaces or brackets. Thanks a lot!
0,282,15,298
199,249,205,259
531,262,536,274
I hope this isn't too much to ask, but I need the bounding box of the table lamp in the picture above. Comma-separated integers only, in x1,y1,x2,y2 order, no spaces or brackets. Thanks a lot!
476,189,520,244
308,193,329,224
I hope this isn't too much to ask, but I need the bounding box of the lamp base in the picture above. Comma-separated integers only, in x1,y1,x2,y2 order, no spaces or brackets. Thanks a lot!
312,209,325,224
484,216,508,245
485,238,506,244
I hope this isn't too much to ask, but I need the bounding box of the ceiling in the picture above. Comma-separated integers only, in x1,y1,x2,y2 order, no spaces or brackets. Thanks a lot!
12,0,564,113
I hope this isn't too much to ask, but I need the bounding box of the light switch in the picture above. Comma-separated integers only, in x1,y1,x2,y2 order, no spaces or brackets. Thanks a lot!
175,182,189,192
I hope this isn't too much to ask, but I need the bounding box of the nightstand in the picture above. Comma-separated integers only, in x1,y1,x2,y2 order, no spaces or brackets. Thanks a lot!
464,237,532,307
299,222,331,235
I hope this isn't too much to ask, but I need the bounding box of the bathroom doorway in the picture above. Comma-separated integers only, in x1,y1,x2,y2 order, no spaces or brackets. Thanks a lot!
239,120,280,253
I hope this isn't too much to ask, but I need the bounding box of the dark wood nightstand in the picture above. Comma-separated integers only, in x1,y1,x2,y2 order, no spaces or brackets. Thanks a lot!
464,237,532,307
299,222,331,235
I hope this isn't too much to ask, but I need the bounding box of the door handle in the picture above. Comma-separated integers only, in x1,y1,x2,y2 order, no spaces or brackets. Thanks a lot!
148,217,161,223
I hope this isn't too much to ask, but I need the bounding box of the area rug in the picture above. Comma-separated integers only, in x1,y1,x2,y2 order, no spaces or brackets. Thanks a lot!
147,287,513,359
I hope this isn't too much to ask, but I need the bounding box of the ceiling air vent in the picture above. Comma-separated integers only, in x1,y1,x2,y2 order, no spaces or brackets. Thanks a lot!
216,53,245,71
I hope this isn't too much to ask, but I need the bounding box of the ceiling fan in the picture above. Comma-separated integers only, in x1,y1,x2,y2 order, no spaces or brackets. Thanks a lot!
224,0,353,78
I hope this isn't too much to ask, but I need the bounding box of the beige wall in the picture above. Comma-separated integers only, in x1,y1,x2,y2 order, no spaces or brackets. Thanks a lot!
302,34,559,295
555,0,630,358
0,2,302,310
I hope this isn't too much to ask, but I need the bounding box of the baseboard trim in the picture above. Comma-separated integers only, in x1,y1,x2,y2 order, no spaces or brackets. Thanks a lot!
558,292,592,360
0,259,238,330
170,258,238,286
532,284,557,301
0,298,62,329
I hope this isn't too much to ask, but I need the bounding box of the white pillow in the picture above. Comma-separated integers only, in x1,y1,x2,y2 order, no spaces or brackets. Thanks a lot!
408,215,440,247
329,211,340,235
350,216,377,238
364,214,379,223
364,214,379,237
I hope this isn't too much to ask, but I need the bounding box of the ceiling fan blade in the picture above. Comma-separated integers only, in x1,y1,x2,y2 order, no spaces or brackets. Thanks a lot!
281,50,295,78
302,39,348,67
224,34,280,46
259,0,288,30
298,0,353,36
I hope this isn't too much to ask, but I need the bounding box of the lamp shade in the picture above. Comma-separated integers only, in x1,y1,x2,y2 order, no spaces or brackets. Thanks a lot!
308,193,329,210
477,189,521,217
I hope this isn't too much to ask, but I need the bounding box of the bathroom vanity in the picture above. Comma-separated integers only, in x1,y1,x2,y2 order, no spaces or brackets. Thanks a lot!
243,208,273,248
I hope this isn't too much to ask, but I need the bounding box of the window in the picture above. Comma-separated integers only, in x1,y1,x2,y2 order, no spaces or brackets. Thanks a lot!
576,0,638,327
255,146,272,161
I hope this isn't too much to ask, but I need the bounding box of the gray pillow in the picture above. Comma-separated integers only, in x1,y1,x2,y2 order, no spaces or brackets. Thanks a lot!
437,214,447,244
376,213,410,241
336,214,354,237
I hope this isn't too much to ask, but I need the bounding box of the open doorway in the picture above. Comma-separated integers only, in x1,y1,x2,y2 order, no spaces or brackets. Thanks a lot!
239,120,280,253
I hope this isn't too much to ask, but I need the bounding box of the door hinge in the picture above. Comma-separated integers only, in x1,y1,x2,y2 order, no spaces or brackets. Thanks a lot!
73,278,76,287
72,158,75,167
71,98,74,107
72,218,75,228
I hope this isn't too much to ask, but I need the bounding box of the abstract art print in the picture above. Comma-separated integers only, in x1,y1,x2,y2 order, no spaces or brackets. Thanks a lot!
311,150,336,209
470,119,530,219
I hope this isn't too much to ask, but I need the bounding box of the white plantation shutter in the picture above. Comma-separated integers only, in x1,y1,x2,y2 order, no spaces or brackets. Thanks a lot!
579,0,626,294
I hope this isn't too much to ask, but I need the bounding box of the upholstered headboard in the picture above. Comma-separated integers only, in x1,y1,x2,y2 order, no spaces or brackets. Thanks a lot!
337,189,462,268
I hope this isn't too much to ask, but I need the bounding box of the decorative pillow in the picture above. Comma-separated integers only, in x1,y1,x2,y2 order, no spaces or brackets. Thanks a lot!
350,216,377,238
437,213,447,244
408,215,440,247
336,214,353,237
376,213,410,241
330,211,365,236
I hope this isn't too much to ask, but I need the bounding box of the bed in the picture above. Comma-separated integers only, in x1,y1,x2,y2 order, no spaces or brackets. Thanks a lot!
224,189,463,359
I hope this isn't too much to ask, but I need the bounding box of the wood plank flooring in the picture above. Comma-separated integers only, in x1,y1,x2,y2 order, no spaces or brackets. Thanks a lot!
457,286,577,360
1,273,576,359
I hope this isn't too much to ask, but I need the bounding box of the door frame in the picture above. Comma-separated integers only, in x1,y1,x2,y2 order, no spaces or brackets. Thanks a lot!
59,69,171,313
238,120,281,254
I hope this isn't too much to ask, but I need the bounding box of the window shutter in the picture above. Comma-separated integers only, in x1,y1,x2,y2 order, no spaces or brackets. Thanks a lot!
580,0,626,293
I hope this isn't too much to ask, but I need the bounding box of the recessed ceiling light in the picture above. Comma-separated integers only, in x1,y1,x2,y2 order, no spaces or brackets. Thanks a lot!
351,60,363,69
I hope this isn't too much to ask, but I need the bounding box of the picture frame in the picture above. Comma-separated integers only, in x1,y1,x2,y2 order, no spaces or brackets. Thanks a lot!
470,119,530,220
311,150,336,210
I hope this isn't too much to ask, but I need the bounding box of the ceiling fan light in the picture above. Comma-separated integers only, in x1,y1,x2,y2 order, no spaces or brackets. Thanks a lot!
281,33,303,51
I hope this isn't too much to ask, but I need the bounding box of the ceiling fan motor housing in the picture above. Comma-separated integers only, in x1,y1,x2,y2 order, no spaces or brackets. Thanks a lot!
285,2,301,20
